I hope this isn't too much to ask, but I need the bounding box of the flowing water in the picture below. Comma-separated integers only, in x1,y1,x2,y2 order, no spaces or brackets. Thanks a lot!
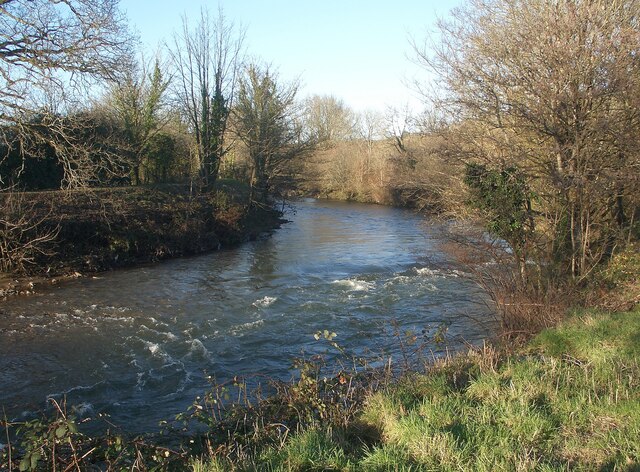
0,199,494,433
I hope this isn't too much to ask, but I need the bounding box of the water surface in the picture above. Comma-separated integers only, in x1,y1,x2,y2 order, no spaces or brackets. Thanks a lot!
0,199,494,432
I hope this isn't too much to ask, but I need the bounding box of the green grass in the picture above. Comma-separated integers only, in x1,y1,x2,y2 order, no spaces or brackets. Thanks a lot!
195,308,640,471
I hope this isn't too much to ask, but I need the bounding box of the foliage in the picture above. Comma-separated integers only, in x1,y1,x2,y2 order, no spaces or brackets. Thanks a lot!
109,58,170,184
0,110,131,190
170,8,244,190
0,128,64,190
600,244,640,289
163,308,638,471
464,163,533,252
143,132,176,182
1,400,186,471
170,329,384,467
3,309,639,470
234,63,310,204
0,184,281,277
233,308,640,470
591,243,640,310
0,0,134,190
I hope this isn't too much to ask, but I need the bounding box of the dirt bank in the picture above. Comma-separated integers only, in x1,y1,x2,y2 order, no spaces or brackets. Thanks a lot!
1,183,285,299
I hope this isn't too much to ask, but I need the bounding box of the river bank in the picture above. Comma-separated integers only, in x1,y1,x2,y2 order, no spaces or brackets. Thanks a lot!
2,306,637,470
0,182,285,299
221,306,640,471
0,186,441,301
0,199,493,436
2,194,636,469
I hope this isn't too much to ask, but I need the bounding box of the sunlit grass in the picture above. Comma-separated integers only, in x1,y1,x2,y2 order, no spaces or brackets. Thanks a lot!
196,308,640,471
362,308,640,471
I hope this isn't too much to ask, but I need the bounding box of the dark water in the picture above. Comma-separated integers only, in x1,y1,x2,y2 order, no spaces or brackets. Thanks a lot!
0,199,494,433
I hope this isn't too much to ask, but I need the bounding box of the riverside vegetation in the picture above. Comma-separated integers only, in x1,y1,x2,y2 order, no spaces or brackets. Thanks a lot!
1,245,638,470
1,0,640,470
1,306,638,470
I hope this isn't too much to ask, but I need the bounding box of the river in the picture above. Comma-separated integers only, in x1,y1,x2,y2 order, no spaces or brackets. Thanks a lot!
0,199,494,433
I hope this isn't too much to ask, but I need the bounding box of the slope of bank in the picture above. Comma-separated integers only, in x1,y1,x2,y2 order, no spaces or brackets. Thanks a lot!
0,182,284,298
202,307,640,471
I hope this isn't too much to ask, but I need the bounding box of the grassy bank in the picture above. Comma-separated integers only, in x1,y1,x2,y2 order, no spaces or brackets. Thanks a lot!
198,307,639,471
0,181,284,296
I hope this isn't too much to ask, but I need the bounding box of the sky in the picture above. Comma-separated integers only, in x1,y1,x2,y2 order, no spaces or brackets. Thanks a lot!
120,0,463,114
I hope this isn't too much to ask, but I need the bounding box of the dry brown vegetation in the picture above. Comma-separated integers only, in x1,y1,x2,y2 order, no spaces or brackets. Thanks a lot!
297,133,467,213
416,0,640,284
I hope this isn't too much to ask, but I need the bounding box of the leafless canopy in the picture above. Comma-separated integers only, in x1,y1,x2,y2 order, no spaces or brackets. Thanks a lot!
303,95,358,144
169,8,245,190
415,0,640,281
0,0,134,188
1,0,132,115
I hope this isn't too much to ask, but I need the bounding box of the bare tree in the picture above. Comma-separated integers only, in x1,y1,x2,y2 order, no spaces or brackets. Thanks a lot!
0,192,59,273
352,109,384,190
415,0,640,282
357,110,384,151
384,104,415,156
296,96,354,196
169,8,244,191
0,0,132,274
0,0,134,188
234,63,309,204
303,95,358,144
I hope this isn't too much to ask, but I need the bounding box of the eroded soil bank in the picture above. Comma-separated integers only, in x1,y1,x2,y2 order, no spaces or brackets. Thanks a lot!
1,183,284,298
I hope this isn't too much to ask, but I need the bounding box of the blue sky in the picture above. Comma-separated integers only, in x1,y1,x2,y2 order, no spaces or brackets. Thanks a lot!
120,0,462,113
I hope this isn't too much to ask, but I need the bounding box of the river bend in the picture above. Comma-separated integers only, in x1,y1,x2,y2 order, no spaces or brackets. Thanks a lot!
0,199,494,432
